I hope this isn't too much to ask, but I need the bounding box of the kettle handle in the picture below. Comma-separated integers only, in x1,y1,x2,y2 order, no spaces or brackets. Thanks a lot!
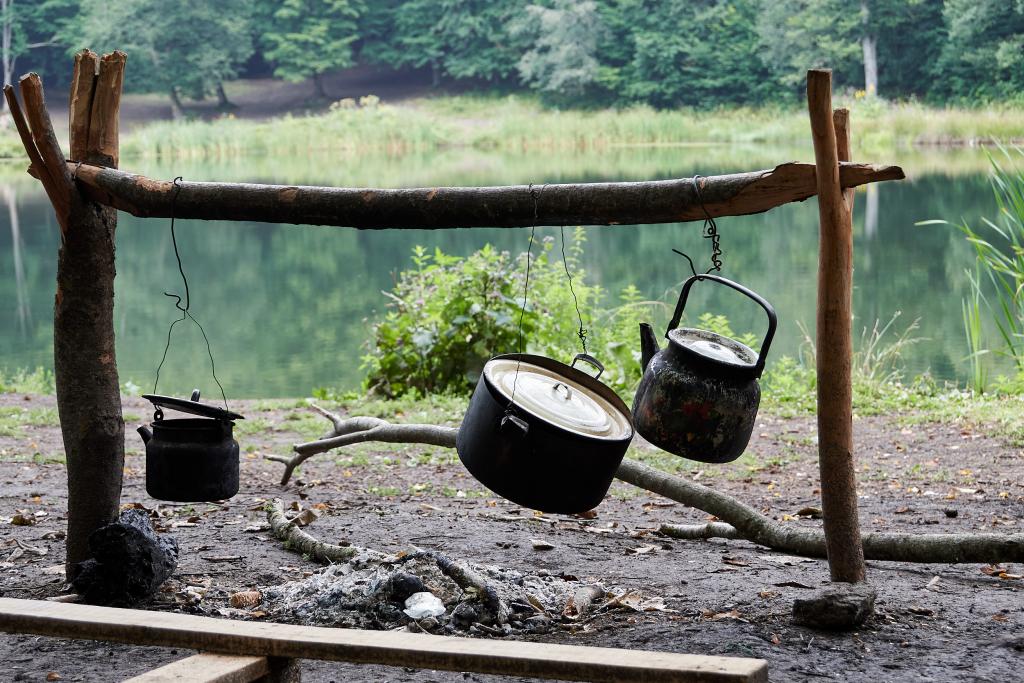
666,274,777,378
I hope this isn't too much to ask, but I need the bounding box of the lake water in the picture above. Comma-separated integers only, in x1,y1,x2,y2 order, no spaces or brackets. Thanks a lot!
0,144,1012,397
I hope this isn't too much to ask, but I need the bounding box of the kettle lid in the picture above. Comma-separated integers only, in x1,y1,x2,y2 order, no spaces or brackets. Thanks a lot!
142,390,244,421
668,328,758,372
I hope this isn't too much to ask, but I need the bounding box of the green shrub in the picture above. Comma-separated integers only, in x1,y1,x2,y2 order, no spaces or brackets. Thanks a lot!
362,231,665,399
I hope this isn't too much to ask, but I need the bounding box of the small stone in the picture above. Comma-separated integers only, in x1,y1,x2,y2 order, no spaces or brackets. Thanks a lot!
417,616,439,631
384,572,425,603
792,583,877,631
451,602,478,629
943,508,958,518
523,615,552,633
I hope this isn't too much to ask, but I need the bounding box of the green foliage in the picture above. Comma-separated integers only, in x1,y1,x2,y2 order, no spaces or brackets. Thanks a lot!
361,0,525,83
933,0,1024,102
511,0,604,101
75,0,253,100
262,0,362,94
0,367,55,394
614,0,778,107
936,149,1024,390
362,232,664,398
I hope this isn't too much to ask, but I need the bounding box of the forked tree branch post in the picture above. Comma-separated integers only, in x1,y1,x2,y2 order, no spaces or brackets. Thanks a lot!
808,69,867,583
5,50,128,577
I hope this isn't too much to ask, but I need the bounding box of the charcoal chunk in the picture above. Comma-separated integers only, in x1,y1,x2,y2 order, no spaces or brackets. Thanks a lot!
71,508,178,606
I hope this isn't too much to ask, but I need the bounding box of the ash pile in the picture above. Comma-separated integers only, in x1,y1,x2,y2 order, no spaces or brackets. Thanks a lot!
243,550,655,636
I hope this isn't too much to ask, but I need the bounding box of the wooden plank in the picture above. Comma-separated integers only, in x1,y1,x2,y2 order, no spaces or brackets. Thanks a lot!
123,653,269,683
807,69,866,583
0,598,767,683
66,160,904,229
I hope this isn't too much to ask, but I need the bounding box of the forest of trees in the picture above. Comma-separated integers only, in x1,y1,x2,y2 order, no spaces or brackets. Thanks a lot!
4,0,1024,114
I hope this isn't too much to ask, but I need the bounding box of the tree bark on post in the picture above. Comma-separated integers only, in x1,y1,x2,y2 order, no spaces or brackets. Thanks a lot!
7,50,128,578
806,70,866,584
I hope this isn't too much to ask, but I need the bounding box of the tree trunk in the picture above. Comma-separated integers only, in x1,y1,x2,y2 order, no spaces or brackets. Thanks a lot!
215,82,232,109
312,72,328,100
431,60,441,88
56,195,124,575
169,87,184,120
861,1,878,96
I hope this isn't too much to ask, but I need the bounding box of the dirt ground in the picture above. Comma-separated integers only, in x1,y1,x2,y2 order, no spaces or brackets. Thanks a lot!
0,391,1022,682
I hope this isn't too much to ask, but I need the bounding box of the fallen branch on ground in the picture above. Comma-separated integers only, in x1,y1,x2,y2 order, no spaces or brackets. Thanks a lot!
264,408,1024,564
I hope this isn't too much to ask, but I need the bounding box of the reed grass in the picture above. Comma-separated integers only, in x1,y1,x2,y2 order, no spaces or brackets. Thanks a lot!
100,95,1024,161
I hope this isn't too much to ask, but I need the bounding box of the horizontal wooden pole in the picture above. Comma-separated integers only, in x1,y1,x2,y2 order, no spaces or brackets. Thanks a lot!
123,653,270,683
67,160,903,229
0,598,767,682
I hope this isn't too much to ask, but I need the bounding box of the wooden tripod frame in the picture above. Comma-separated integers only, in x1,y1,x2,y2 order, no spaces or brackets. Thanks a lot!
6,52,898,587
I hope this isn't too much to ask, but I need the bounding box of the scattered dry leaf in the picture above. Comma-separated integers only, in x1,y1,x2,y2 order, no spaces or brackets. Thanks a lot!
11,512,35,526
703,609,742,621
626,544,658,555
229,590,262,608
722,556,748,567
290,508,320,527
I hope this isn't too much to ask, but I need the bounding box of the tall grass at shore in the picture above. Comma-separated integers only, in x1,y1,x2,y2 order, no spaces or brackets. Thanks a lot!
108,94,1024,160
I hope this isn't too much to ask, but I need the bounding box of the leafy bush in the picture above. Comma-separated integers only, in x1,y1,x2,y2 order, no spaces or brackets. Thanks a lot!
362,231,665,399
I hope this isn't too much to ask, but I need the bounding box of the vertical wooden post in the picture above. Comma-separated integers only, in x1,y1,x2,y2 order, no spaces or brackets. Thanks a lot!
806,70,866,583
56,50,128,576
5,51,128,576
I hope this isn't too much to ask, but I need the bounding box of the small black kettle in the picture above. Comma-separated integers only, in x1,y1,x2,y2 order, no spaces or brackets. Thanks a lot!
138,389,244,502
632,274,776,463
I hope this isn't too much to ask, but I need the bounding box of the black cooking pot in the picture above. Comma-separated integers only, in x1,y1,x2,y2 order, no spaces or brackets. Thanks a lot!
456,353,633,514
138,390,244,502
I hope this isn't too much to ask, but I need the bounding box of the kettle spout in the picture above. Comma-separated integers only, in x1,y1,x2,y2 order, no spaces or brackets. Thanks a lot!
137,425,153,445
639,322,660,372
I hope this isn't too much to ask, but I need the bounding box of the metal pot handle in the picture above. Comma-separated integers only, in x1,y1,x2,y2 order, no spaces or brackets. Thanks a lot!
571,353,604,380
666,274,777,378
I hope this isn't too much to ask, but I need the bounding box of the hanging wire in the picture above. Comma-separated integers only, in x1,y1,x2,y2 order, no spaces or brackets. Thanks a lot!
507,184,543,411
670,176,726,278
153,177,229,410
559,225,588,355
693,175,723,273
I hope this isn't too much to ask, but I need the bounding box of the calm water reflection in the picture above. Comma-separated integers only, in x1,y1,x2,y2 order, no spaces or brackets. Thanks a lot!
0,146,1011,397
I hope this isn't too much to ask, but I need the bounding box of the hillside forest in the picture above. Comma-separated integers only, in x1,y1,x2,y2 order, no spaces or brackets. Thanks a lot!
4,0,1024,118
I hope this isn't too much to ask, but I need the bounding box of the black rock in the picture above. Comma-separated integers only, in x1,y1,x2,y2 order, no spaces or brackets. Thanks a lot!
792,583,877,631
71,508,178,607
382,572,426,604
451,601,478,629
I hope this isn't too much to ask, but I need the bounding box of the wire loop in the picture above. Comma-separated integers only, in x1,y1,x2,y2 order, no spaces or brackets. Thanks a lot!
153,176,230,411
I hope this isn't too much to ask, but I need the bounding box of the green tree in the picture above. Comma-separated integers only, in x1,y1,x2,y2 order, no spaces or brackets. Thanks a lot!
1,0,78,96
262,0,363,99
76,0,253,118
361,0,525,86
608,0,778,108
757,0,943,97
511,0,605,101
933,0,1024,101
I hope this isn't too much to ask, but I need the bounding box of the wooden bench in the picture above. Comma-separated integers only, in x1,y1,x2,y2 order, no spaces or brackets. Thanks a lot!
0,598,767,682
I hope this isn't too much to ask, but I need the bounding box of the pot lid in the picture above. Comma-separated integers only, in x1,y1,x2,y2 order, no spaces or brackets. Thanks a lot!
668,328,758,370
142,391,244,421
485,359,632,440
